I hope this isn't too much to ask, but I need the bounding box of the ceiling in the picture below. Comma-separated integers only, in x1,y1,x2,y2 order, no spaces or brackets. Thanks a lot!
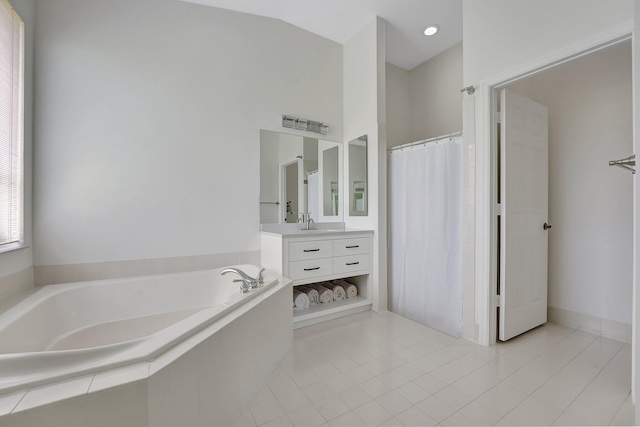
180,0,462,70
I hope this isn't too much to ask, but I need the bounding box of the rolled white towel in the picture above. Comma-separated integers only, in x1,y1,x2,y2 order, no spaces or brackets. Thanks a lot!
306,283,333,303
293,288,310,310
296,285,320,304
333,279,357,298
322,282,345,301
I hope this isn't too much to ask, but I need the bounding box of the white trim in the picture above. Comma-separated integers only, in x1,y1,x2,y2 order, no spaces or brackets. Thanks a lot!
474,83,493,346
0,241,27,255
473,21,635,347
482,20,633,88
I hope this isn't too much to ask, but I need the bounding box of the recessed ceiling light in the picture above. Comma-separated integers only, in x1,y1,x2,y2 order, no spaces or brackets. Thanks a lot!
424,25,440,36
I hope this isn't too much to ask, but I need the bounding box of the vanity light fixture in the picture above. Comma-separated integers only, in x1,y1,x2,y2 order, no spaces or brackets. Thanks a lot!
282,115,329,135
424,25,440,36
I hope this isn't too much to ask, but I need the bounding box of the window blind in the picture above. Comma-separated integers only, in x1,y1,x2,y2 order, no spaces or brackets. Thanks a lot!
0,0,23,246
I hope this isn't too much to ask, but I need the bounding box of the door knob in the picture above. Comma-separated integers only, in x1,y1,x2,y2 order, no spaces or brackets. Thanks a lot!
543,223,552,230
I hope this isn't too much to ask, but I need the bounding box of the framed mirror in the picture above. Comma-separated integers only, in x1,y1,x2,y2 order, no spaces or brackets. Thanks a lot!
260,130,343,224
348,135,368,216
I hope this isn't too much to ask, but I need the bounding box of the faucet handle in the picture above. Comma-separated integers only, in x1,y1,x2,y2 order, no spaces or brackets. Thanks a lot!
255,268,265,286
232,279,251,294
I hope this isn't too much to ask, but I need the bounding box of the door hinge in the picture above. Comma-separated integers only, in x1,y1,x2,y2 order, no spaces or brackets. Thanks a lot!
495,203,503,216
495,295,501,308
495,111,503,124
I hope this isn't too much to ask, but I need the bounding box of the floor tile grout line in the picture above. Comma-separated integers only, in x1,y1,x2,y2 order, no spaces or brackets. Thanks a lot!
541,335,625,426
438,328,585,426
496,329,592,425
263,317,631,427
603,343,633,421
549,341,630,426
319,324,568,425
421,326,580,400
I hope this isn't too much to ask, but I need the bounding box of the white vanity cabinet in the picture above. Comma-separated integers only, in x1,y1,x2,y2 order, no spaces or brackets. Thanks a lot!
261,229,373,328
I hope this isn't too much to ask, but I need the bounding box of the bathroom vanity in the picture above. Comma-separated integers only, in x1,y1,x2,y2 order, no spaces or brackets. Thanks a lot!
261,227,373,328
259,129,373,328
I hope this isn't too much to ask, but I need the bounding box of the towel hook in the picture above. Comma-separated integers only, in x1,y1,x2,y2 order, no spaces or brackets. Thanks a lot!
609,154,635,174
460,86,475,95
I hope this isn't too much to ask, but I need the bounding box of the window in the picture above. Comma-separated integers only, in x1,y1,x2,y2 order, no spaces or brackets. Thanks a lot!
0,0,24,248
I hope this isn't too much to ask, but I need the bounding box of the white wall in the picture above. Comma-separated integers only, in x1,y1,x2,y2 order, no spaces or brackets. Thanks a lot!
385,63,411,147
0,0,34,297
385,43,463,148
33,0,343,266
259,131,279,224
278,134,304,166
463,0,633,86
509,41,632,332
408,42,463,143
344,17,387,312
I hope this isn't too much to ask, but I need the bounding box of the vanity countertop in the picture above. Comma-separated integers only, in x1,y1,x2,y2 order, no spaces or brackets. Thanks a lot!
260,228,373,238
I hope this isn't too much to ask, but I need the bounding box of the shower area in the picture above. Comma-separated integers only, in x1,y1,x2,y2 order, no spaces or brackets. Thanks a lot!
385,42,465,338
388,133,464,338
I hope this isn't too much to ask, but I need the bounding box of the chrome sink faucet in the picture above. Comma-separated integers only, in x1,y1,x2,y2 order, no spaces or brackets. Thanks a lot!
221,267,265,294
298,213,314,230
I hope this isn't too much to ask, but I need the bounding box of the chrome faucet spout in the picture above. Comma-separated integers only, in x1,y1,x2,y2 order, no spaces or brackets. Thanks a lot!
221,268,252,281
221,267,265,293
299,213,314,230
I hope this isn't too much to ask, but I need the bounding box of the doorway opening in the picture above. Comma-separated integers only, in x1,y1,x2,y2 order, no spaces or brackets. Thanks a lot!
491,40,633,342
282,159,300,223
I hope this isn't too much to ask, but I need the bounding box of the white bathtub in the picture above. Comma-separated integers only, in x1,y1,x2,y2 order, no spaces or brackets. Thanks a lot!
0,264,290,405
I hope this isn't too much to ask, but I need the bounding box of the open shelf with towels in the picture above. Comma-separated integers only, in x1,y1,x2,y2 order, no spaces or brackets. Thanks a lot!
292,275,370,328
293,296,370,327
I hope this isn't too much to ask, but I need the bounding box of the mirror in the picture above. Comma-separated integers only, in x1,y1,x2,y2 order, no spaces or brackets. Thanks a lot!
348,135,368,216
260,130,343,224
323,146,339,216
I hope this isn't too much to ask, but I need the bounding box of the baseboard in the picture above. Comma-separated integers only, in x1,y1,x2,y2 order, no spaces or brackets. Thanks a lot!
548,306,631,343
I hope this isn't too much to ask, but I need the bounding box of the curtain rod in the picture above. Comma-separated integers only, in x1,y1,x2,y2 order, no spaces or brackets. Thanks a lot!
388,131,462,152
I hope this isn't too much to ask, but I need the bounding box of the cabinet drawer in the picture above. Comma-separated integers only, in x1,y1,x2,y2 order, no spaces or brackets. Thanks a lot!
289,240,333,261
333,254,370,275
289,258,333,280
333,237,370,257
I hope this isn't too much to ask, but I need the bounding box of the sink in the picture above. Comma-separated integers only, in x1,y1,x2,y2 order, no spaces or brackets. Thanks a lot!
298,229,342,233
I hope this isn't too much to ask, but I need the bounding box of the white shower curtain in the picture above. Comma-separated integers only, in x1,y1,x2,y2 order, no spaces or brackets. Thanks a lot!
388,136,463,338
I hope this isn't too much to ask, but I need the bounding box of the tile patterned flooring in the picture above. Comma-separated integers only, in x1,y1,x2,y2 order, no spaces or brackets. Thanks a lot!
236,311,634,426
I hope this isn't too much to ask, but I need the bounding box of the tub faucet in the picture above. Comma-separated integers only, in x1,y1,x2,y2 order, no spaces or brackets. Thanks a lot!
221,268,265,294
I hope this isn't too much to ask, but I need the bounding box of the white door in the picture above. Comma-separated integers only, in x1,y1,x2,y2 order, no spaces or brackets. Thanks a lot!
499,88,549,341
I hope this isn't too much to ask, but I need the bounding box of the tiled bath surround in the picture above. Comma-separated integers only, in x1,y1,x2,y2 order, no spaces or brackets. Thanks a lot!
0,269,34,309
33,251,260,287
